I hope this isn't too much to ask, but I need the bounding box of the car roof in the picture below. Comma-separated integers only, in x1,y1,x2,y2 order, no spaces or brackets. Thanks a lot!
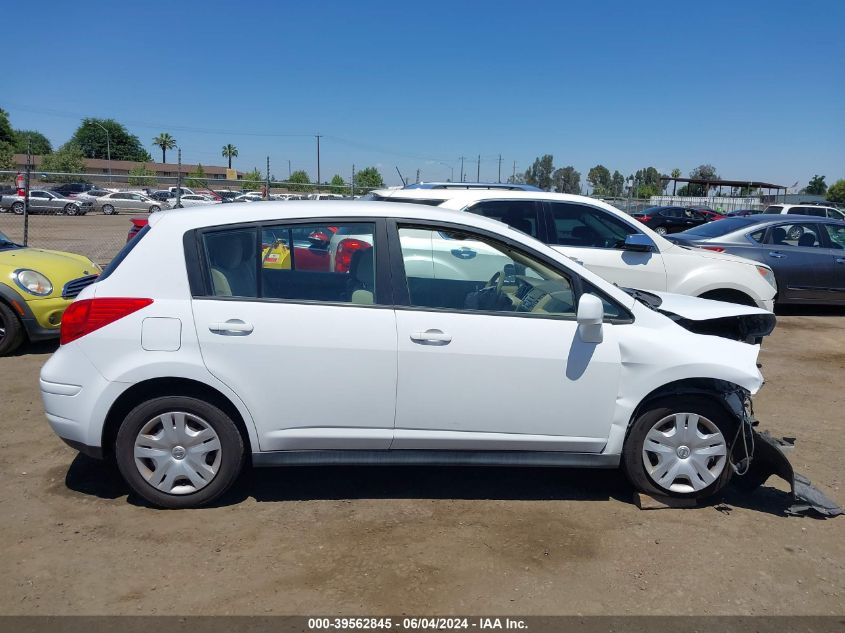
402,182,543,191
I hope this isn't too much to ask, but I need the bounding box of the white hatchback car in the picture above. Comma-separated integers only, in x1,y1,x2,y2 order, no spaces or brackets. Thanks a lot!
368,189,778,310
42,202,779,508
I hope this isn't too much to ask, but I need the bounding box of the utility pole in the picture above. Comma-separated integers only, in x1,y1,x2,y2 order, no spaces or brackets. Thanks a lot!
23,140,31,246
476,155,480,182
288,159,292,179
512,161,517,181
351,164,355,197
416,169,420,184
266,156,271,200
315,134,322,194
459,156,465,182
175,148,183,208
498,154,502,183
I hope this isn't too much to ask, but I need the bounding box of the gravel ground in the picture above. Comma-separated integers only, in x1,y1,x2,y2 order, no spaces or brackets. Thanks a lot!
0,308,843,616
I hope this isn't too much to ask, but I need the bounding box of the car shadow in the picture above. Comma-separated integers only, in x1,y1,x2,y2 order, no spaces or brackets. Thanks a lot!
63,453,805,515
774,304,845,317
11,339,59,356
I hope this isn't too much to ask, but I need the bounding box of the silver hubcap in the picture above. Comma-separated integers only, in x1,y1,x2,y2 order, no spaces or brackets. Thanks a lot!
642,413,727,494
133,412,221,495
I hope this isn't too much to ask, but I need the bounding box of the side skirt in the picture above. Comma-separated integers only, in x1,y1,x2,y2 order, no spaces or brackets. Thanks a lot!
252,450,620,468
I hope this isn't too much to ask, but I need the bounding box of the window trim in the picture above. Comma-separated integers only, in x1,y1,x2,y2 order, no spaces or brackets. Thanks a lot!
187,216,392,308
387,218,634,324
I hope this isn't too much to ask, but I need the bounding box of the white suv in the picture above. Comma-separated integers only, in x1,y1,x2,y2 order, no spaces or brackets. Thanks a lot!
42,201,782,508
764,203,845,221
368,190,778,310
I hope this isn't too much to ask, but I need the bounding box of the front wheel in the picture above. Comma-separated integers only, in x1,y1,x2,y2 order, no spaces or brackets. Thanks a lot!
115,396,245,508
654,226,668,236
149,205,161,213
11,201,24,215
0,301,25,356
102,204,116,215
622,396,733,500
64,203,79,216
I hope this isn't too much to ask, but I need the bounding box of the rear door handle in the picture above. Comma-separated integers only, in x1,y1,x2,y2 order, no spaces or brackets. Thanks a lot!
209,319,254,335
410,329,452,345
768,251,786,259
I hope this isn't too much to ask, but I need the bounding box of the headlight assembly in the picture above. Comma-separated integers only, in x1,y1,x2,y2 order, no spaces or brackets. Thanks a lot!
12,269,53,296
756,266,777,290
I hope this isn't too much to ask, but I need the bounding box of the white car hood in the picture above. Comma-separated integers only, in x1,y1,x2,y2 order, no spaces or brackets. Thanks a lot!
648,290,771,321
666,242,765,267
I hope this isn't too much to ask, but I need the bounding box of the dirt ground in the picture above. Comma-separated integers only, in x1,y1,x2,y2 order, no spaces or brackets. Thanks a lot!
0,307,843,616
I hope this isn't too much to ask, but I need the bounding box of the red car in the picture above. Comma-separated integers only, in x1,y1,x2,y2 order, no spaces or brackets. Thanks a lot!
687,207,726,221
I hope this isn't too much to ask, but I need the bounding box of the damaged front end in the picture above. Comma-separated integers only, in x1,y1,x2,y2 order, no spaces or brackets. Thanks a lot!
720,387,842,518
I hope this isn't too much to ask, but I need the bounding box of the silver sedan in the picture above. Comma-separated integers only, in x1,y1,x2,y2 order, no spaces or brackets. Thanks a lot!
95,192,170,215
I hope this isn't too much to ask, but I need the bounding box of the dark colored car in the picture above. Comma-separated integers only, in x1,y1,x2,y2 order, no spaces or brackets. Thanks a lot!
725,208,766,217
666,214,845,305
630,206,709,235
49,183,94,197
148,190,176,202
686,206,727,221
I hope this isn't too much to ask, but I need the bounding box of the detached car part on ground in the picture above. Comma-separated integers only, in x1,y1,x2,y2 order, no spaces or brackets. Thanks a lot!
40,202,840,515
0,230,99,355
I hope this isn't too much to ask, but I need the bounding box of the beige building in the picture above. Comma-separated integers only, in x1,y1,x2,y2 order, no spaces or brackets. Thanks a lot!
12,154,242,182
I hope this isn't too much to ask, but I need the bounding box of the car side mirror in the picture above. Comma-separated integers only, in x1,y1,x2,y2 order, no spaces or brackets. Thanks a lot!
577,293,604,343
623,233,654,252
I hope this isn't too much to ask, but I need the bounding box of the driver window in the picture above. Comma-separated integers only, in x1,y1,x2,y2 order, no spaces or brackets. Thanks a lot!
550,202,638,248
765,223,823,248
398,226,575,317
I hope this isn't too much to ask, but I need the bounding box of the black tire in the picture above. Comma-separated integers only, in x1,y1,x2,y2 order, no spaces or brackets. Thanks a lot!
622,396,734,500
0,301,25,356
102,204,116,215
115,396,245,509
654,226,668,235
149,205,161,213
11,201,24,215
64,203,79,216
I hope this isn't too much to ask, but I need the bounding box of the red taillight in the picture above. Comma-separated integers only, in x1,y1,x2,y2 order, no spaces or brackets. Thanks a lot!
700,246,725,252
334,238,372,273
60,298,153,345
636,215,652,222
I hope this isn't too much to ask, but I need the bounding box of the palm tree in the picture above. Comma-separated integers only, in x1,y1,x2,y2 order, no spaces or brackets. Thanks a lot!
152,133,177,163
222,144,239,169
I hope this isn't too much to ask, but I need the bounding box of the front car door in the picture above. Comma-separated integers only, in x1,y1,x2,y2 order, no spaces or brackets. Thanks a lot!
545,201,667,291
190,218,398,451
764,221,833,302
389,221,625,452
820,222,845,303
28,191,50,212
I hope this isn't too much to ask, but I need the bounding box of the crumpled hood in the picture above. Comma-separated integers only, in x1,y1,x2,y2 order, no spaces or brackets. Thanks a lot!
647,290,776,344
649,290,771,321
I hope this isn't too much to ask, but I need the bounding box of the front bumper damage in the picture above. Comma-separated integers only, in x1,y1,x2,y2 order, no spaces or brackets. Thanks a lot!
721,387,842,518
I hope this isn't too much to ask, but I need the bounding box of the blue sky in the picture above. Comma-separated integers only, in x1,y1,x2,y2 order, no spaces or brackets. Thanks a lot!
6,0,844,189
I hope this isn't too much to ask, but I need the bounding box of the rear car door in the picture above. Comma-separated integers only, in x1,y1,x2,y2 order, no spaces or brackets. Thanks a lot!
764,221,833,301
190,218,398,451
546,201,667,291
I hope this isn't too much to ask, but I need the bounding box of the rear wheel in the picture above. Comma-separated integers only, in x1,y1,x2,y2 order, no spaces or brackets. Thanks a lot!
0,302,25,356
149,205,161,213
654,226,668,236
102,204,116,215
11,201,24,215
623,396,733,500
115,396,245,508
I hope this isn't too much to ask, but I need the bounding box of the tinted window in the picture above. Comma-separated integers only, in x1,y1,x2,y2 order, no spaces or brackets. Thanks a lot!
30,192,47,198
766,223,824,248
398,226,576,317
827,209,844,220
822,224,845,250
202,222,376,305
466,200,541,238
764,206,783,214
550,202,639,248
787,207,824,217
749,229,765,243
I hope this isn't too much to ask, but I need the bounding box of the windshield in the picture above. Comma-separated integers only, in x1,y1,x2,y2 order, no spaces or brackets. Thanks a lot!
679,217,761,238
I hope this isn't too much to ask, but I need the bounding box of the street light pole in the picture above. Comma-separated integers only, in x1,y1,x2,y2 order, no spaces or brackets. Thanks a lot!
93,122,111,184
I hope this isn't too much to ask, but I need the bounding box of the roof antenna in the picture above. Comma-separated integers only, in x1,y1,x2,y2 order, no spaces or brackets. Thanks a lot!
395,166,407,187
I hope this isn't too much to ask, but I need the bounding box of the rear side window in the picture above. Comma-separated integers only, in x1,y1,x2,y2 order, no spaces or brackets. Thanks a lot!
550,202,639,248
764,206,783,214
201,222,377,305
466,200,541,238
787,206,824,217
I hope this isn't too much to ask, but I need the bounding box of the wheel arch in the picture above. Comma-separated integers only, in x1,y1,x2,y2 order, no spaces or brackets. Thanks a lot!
698,288,757,306
101,377,254,461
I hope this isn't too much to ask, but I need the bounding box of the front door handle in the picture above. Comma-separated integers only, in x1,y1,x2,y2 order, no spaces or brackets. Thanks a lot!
836,257,845,264
410,329,452,345
209,319,254,335
768,251,786,259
